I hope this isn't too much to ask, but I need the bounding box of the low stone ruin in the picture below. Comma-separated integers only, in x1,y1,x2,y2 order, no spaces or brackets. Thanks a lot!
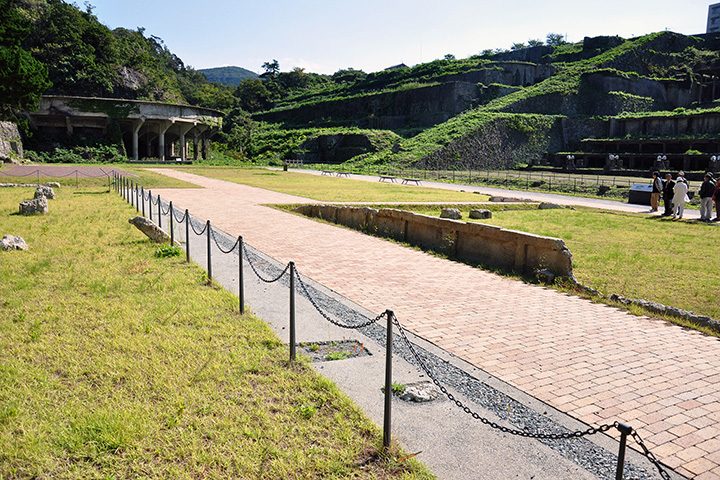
469,209,492,219
440,208,462,220
128,216,179,245
0,235,28,251
19,196,48,215
34,185,55,199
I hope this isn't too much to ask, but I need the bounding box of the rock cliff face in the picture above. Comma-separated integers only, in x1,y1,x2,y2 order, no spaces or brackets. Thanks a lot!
0,122,23,163
257,82,479,129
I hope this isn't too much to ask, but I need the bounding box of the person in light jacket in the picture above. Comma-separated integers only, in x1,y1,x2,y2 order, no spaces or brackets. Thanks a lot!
672,176,690,219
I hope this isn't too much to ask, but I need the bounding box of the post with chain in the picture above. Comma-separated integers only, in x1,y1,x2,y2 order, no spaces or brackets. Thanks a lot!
141,187,145,217
148,190,152,221
169,202,174,245
383,309,394,450
615,422,632,480
157,195,162,229
185,209,190,263
206,220,212,281
289,262,296,362
238,236,245,315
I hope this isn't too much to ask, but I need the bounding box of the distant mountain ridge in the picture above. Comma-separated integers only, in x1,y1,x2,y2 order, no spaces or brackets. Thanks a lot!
199,66,258,85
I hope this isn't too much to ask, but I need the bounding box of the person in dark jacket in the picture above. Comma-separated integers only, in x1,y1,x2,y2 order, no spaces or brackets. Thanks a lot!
650,171,663,212
662,173,675,216
699,173,716,221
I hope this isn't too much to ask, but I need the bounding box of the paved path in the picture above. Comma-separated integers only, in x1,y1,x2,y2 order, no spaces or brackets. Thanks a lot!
150,169,718,479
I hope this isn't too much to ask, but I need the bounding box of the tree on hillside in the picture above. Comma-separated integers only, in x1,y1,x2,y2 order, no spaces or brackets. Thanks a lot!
332,68,366,84
510,42,526,51
261,59,280,79
23,0,118,96
546,33,566,46
527,39,544,47
234,78,273,112
0,0,50,119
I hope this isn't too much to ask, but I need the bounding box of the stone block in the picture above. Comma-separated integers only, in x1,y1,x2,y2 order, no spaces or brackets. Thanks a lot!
19,196,48,215
469,209,492,219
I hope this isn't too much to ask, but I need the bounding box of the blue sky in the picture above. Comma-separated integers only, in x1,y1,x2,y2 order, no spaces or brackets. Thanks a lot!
89,0,714,75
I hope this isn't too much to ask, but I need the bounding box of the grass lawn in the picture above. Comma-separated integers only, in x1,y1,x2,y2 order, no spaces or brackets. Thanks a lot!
163,166,491,203
402,204,720,321
0,165,197,190
0,187,433,479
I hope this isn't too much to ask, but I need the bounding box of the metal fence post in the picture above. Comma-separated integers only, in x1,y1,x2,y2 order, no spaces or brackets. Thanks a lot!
206,220,212,281
289,261,296,362
141,188,145,217
169,201,174,245
130,182,135,208
157,195,162,229
185,209,190,263
148,190,152,221
615,423,632,480
239,236,245,314
383,309,394,450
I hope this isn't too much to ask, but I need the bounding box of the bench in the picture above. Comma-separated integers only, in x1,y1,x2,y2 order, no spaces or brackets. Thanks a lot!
321,170,334,176
379,175,397,183
401,178,421,185
336,171,351,177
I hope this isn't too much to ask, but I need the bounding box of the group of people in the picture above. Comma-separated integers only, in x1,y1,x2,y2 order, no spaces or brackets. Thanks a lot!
651,170,720,221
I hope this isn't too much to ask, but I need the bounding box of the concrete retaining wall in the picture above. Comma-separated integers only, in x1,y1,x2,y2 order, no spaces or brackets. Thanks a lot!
294,205,573,277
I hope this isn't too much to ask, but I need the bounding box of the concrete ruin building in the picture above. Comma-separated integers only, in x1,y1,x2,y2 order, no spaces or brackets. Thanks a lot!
26,96,223,161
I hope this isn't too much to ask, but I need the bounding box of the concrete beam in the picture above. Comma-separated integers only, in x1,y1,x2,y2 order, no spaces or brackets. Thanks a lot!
132,118,145,160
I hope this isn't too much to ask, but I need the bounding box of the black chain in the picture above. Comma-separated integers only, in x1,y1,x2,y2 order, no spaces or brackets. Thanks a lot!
189,219,208,236
172,207,187,223
211,229,240,254
391,313,615,440
242,243,290,283
293,268,385,329
630,429,672,479
160,202,171,216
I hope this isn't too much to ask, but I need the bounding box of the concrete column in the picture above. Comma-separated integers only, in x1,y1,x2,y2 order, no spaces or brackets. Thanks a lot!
145,125,152,157
132,118,145,160
158,121,172,161
178,123,194,161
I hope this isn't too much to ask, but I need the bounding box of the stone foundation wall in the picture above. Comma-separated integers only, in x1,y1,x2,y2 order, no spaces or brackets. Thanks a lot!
0,122,23,163
294,205,573,277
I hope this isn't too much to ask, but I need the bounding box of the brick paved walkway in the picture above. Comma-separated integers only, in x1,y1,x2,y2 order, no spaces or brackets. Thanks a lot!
152,169,720,479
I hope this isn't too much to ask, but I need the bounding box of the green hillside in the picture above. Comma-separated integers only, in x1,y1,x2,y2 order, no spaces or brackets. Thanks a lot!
199,66,259,85
4,0,720,170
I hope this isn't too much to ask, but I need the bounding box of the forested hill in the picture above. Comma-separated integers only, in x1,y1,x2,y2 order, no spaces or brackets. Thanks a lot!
199,66,258,85
8,0,233,112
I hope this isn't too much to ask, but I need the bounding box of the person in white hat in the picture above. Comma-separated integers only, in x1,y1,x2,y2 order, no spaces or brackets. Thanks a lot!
672,175,689,219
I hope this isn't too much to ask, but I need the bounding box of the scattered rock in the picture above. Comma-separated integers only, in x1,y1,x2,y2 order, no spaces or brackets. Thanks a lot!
538,202,563,210
489,196,527,202
440,208,462,220
399,382,441,403
45,182,61,189
534,268,556,284
469,209,492,220
128,216,178,245
35,185,55,200
0,235,28,251
19,196,48,215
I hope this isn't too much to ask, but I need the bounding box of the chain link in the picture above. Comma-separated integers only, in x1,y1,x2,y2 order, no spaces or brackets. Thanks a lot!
242,243,290,283
171,207,187,223
211,229,240,254
630,429,672,479
293,268,385,329
189,219,208,236
391,313,615,440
